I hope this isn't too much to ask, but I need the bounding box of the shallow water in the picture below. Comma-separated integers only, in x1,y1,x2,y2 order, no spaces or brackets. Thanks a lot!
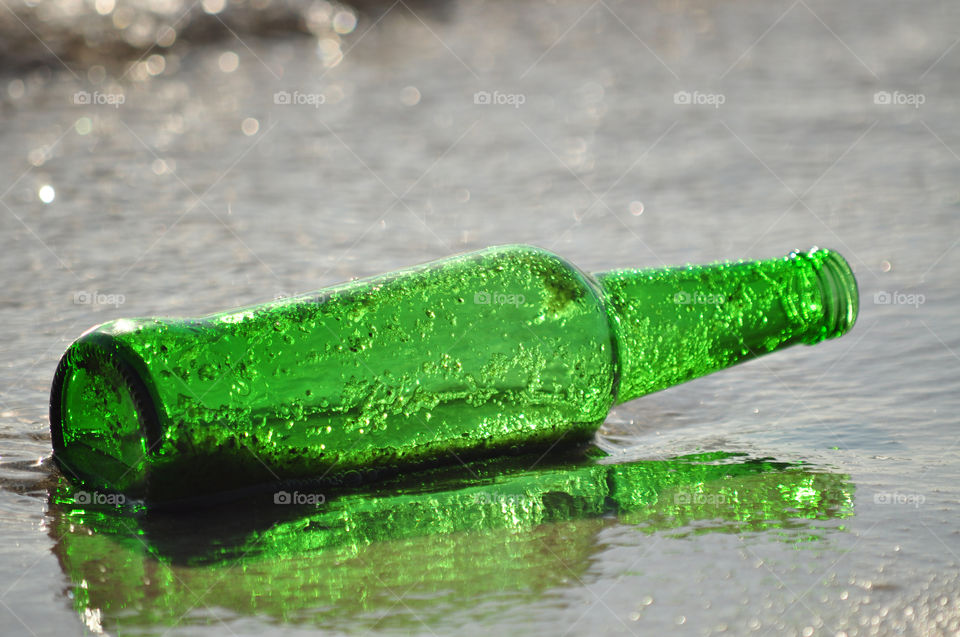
1,0,959,635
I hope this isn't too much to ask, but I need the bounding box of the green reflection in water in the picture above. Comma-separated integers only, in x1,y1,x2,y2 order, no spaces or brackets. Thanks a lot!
49,448,853,633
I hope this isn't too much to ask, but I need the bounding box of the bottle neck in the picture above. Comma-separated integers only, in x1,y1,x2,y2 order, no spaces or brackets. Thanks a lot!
594,248,858,405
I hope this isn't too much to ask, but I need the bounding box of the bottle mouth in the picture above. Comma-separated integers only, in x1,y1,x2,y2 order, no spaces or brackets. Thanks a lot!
49,334,158,498
808,248,859,340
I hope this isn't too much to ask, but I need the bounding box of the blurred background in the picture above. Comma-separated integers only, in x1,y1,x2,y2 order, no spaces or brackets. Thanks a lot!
1,0,959,634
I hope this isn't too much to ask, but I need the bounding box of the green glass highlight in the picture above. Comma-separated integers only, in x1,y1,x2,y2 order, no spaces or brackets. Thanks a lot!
50,245,858,502
49,450,854,633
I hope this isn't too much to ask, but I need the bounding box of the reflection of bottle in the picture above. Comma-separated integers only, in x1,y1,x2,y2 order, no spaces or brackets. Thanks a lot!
49,451,853,633
50,245,858,501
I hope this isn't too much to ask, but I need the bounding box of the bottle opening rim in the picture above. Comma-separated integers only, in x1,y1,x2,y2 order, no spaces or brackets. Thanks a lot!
809,248,859,340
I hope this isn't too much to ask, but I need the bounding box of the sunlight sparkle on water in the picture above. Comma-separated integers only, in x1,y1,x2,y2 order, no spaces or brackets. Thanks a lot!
332,10,357,34
218,51,239,73
241,118,260,136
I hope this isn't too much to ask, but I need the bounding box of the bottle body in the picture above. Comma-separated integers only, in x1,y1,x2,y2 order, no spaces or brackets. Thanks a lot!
51,246,619,501
50,244,858,503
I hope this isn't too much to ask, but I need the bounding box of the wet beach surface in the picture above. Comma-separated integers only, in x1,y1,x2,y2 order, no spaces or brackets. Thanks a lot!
1,0,959,634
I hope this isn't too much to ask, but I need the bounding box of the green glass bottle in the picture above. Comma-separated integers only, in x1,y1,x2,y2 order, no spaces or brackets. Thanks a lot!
50,245,858,502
